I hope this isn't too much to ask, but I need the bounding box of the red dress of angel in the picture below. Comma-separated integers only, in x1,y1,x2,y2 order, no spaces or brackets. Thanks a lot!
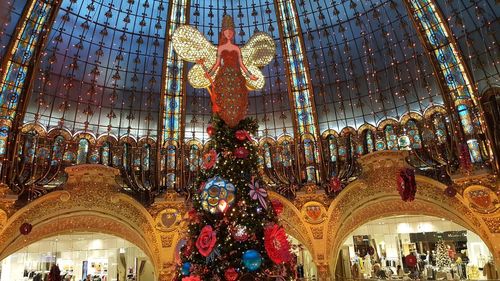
172,15,275,127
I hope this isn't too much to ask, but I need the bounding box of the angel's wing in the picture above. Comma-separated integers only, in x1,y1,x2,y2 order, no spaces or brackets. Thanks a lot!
241,32,276,67
172,25,217,88
241,32,275,90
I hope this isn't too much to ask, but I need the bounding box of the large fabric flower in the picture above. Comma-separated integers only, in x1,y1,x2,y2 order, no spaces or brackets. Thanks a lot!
202,149,218,170
249,176,268,209
196,225,217,257
264,224,292,264
396,168,417,202
234,147,249,159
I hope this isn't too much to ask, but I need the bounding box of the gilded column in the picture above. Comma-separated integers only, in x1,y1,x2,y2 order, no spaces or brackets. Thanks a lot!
273,0,324,184
402,0,493,169
0,0,61,178
158,0,190,190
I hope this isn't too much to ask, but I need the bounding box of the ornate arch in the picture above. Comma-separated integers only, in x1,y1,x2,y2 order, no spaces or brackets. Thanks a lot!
0,165,163,272
325,151,496,275
269,192,316,258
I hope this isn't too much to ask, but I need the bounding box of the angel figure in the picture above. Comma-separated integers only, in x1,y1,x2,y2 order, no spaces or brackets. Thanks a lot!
172,15,275,127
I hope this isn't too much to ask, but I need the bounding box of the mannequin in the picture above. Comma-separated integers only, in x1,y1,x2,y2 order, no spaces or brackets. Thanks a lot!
364,254,373,277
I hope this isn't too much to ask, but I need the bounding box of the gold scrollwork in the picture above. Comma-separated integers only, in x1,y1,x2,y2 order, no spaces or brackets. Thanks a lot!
155,208,182,232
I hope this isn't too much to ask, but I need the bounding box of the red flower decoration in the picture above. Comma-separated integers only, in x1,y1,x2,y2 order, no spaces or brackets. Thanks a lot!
264,224,292,264
271,199,284,215
329,176,342,192
397,168,417,202
182,276,201,281
202,149,218,170
196,225,217,257
207,124,216,137
235,130,251,141
234,147,249,159
224,268,239,281
20,222,32,235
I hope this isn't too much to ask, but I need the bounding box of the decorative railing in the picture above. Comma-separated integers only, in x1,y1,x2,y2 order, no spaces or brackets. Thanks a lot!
3,105,493,205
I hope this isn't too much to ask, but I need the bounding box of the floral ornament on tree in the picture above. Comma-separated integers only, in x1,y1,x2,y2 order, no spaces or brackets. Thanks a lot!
235,130,251,141
224,267,239,281
196,225,217,257
264,224,292,264
396,168,417,202
202,149,218,170
271,199,284,215
249,176,268,209
234,147,249,159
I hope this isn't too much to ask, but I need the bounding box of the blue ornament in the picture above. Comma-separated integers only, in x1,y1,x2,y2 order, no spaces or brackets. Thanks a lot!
181,262,191,275
242,250,262,271
200,176,236,213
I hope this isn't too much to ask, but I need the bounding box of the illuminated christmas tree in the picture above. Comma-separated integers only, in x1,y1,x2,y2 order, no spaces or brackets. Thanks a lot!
174,116,295,280
435,240,451,270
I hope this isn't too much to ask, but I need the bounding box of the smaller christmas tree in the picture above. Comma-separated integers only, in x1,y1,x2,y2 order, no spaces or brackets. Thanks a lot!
435,240,451,270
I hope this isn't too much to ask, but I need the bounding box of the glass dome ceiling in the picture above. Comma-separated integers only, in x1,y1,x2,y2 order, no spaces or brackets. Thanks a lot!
3,0,495,142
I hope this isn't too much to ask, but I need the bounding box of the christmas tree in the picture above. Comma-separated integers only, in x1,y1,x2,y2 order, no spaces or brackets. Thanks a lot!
175,116,295,280
435,240,451,270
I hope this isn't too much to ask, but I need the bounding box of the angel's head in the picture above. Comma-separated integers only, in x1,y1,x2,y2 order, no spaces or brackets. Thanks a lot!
220,15,235,45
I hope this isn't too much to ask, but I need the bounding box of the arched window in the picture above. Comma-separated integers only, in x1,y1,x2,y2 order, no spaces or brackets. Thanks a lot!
76,138,89,164
122,143,131,169
23,132,37,163
327,135,338,162
100,142,111,166
279,140,293,167
432,113,448,144
51,135,65,165
167,145,176,170
263,142,273,169
363,130,375,154
384,125,398,150
143,144,151,171
303,138,317,183
406,120,422,149
188,144,200,172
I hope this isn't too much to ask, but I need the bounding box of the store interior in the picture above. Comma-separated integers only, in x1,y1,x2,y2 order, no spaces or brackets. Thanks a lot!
0,233,154,281
337,215,494,280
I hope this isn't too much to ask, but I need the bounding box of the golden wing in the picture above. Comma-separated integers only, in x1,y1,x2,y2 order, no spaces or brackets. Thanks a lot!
172,25,217,88
241,32,276,90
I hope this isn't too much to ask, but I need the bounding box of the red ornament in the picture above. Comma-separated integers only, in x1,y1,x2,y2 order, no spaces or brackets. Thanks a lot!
405,254,417,268
329,176,342,192
235,130,250,141
196,225,217,257
20,222,32,235
368,246,375,256
397,168,417,202
207,124,216,137
444,186,457,197
234,147,249,159
232,225,249,242
224,268,239,281
271,199,284,215
264,224,292,264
